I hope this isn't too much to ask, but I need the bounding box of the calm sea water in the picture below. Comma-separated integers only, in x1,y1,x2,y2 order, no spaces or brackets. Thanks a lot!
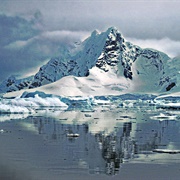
0,106,180,180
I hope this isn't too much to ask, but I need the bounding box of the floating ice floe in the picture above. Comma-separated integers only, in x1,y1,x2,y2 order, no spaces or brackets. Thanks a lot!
66,133,80,138
153,149,180,154
0,129,4,133
150,113,177,121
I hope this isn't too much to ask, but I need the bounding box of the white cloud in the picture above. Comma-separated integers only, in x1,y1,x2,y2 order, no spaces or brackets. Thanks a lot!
127,37,180,58
5,30,90,49
4,39,33,50
38,30,90,43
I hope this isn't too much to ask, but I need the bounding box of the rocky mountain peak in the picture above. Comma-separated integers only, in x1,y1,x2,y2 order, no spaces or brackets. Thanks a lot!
0,27,179,94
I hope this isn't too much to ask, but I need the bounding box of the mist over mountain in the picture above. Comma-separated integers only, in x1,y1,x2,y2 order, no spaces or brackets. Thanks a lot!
0,27,179,96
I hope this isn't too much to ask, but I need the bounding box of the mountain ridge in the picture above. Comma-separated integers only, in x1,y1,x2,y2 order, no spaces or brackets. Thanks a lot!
0,27,179,96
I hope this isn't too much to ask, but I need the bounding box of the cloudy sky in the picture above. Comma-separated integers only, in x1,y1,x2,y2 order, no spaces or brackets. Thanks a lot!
0,0,180,82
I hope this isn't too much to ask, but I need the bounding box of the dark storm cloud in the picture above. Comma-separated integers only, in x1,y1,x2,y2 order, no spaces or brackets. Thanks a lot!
0,14,39,46
0,13,88,81
0,14,40,80
0,5,90,80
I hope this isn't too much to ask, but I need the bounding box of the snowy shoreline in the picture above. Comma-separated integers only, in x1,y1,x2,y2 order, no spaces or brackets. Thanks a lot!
0,91,179,115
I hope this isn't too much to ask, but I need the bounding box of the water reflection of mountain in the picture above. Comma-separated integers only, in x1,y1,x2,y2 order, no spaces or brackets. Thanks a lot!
28,115,180,176
98,122,135,175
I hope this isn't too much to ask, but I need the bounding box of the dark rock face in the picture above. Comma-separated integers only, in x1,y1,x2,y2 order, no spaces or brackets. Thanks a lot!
166,82,176,91
0,76,33,93
124,68,133,80
29,58,89,88
96,28,122,71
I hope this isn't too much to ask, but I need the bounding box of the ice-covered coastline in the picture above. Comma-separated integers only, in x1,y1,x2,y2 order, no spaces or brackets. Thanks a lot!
0,91,179,116
153,93,180,109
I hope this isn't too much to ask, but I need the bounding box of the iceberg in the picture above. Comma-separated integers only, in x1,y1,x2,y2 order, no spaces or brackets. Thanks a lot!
0,92,68,114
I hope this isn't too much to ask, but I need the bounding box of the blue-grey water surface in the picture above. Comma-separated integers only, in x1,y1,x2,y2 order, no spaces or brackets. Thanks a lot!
0,106,180,180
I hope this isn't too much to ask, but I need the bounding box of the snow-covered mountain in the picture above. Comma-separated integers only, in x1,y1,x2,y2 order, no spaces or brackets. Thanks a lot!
0,27,179,96
0,75,33,93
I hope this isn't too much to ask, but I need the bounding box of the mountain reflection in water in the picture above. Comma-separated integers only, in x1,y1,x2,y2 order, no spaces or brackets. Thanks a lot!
0,108,180,179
